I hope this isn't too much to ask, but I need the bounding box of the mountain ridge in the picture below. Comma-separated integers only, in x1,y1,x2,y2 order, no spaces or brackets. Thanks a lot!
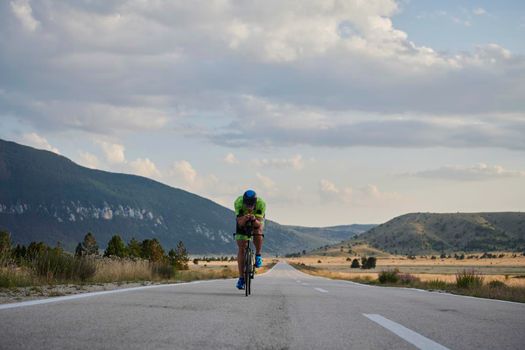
0,139,370,254
350,211,525,254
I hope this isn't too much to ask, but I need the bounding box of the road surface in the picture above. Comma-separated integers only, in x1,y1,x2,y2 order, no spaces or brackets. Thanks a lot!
1,262,524,349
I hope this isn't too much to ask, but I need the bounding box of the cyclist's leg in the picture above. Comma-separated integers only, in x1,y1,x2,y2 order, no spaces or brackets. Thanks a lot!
236,238,248,277
253,225,264,255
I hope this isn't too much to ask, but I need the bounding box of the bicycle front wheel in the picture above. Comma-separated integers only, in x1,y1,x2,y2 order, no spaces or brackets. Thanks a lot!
244,249,252,296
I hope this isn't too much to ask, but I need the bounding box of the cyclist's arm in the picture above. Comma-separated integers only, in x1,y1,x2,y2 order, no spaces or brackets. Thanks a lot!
237,214,254,226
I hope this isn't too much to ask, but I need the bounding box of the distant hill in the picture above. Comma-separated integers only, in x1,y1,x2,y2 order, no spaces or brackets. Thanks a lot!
353,212,525,254
0,139,364,254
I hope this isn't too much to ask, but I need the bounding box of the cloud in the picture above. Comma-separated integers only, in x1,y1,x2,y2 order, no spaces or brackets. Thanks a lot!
204,97,525,150
224,152,239,164
0,0,523,152
171,160,197,184
10,0,40,32
129,158,161,178
77,151,100,169
319,180,398,205
256,172,276,191
97,141,126,164
252,155,304,170
319,179,352,203
21,132,60,154
473,8,487,16
407,163,525,181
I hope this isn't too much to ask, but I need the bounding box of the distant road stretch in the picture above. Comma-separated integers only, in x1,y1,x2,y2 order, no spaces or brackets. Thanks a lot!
2,262,524,349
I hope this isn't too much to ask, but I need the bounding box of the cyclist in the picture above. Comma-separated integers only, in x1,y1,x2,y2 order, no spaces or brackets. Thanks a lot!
234,189,266,290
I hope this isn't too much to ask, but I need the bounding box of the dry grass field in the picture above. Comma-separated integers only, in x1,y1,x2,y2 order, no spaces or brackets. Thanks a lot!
287,245,525,287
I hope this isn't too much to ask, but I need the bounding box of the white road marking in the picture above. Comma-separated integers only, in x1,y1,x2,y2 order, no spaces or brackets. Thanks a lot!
363,314,450,350
0,280,214,311
314,288,328,293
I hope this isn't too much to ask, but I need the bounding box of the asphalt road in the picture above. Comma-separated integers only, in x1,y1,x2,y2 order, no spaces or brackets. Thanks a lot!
1,262,524,349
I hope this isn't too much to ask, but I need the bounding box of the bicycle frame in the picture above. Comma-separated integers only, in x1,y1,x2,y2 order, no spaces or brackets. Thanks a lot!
243,221,255,296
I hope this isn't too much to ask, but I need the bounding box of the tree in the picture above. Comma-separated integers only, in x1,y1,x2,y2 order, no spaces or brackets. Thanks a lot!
362,256,377,269
104,235,128,258
0,230,12,254
127,238,142,258
141,239,165,262
13,244,27,263
75,243,84,257
26,241,48,260
82,232,99,256
168,241,189,270
350,258,360,268
0,230,12,266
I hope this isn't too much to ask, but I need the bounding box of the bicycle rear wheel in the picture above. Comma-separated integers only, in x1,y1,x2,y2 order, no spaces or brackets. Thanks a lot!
244,248,252,296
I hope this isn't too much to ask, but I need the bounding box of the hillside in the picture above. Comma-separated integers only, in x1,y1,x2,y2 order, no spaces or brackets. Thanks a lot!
352,212,525,254
0,139,362,254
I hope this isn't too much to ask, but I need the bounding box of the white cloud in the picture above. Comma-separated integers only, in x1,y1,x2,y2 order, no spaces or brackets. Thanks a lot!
129,158,161,178
168,160,222,193
473,8,487,16
97,141,126,164
1,0,523,153
408,163,525,181
21,132,60,154
77,151,100,169
256,172,276,191
319,180,398,205
319,179,352,203
224,152,239,164
253,154,304,170
10,0,40,32
171,160,197,184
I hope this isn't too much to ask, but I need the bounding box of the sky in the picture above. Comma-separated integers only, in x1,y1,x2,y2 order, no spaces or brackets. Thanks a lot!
1,0,524,226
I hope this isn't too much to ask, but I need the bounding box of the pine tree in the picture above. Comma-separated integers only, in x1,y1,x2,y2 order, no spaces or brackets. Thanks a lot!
176,241,189,270
75,243,85,257
82,232,99,256
127,238,142,258
168,241,189,270
141,239,164,262
0,230,12,266
104,235,128,258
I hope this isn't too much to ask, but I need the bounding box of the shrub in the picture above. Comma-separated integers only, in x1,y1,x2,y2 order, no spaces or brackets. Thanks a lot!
488,280,506,288
398,273,419,284
350,258,360,268
32,250,96,282
317,260,322,263
378,269,400,284
426,279,448,290
362,256,376,269
456,269,484,289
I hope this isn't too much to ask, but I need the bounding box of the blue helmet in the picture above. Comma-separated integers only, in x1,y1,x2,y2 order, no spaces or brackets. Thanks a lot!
243,189,257,207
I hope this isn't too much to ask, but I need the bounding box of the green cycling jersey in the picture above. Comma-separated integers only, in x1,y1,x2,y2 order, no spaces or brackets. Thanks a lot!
234,196,266,220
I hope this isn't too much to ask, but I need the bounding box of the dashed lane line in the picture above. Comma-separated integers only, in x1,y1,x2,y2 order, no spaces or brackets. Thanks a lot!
363,314,450,350
314,287,329,293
